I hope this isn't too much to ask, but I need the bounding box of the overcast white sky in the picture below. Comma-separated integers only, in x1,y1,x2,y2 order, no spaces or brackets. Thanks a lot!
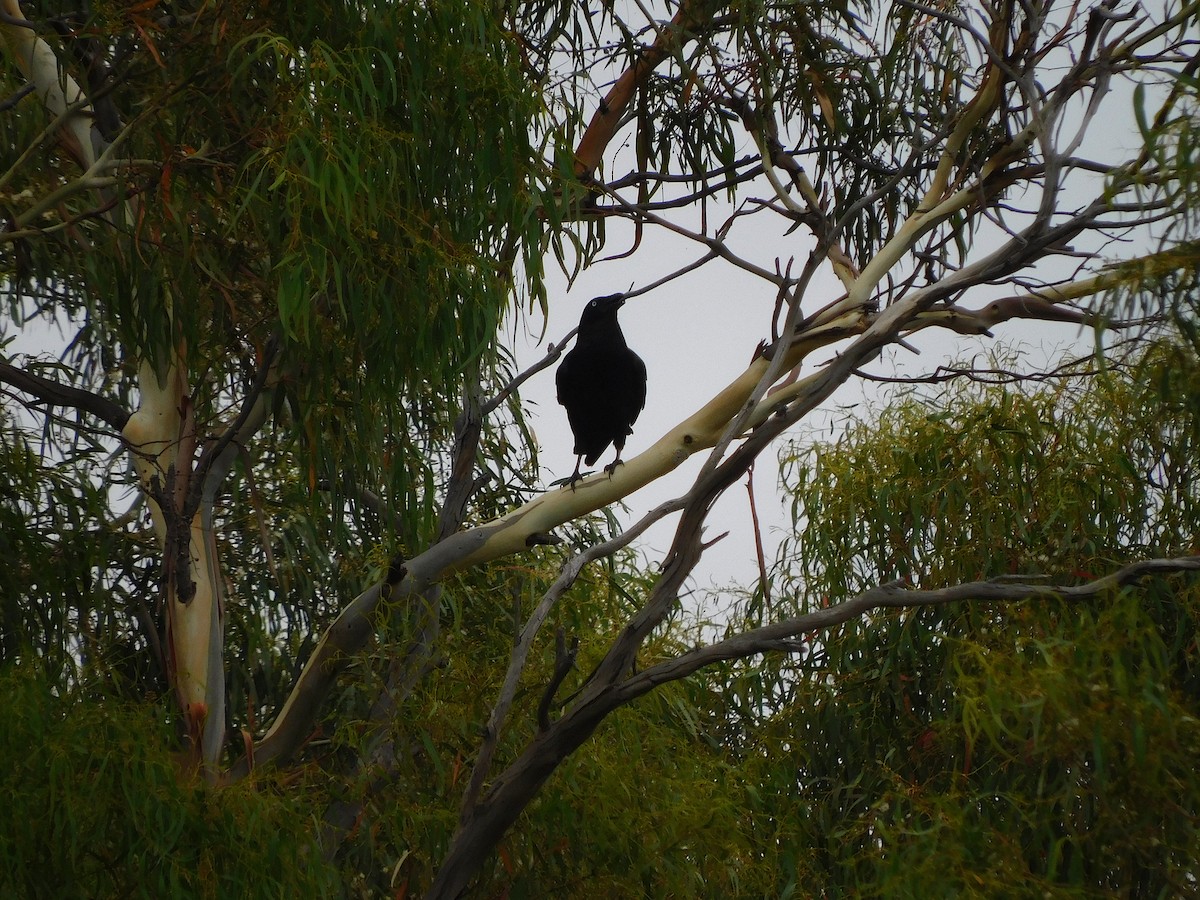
502,0,1167,602
507,214,1100,601
3,1,1158,611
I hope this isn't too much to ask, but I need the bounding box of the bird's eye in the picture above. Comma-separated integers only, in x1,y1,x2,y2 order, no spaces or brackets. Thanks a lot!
588,300,598,308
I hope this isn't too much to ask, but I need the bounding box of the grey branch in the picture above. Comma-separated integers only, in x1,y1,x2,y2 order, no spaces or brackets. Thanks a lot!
0,358,129,430
623,556,1200,697
427,555,1200,897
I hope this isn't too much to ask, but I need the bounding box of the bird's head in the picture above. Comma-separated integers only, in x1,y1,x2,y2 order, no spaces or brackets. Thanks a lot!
578,293,625,329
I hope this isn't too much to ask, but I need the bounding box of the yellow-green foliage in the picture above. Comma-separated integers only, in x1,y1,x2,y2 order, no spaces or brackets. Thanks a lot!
325,547,760,897
321,344,1200,897
782,343,1200,595
741,342,1200,896
0,667,337,900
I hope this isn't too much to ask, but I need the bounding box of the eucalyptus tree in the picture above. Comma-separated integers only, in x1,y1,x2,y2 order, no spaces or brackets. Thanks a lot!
736,341,1200,896
1,0,1198,895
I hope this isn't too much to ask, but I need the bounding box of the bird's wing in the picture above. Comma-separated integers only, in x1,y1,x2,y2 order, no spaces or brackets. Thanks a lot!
630,352,647,415
613,350,648,435
555,353,573,406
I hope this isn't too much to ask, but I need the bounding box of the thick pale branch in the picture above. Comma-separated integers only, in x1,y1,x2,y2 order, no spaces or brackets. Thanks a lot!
235,311,863,774
447,314,867,571
919,17,1011,211
225,581,386,780
760,157,1199,421
836,13,1131,318
0,0,95,169
846,169,1014,313
2,3,225,769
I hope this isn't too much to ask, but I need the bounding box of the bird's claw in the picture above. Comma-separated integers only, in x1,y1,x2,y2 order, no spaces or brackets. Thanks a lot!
561,465,587,491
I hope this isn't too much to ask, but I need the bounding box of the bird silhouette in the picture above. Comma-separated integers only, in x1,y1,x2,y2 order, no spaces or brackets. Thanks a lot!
556,294,647,488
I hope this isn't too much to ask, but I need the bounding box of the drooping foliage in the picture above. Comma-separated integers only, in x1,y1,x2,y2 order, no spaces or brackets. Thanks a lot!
1,0,552,722
782,342,1200,591
0,665,341,899
709,340,1200,896
2,0,546,537
2,0,1200,893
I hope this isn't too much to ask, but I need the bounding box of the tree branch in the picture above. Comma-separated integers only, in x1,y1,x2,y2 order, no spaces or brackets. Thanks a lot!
482,329,575,417
622,556,1200,696
460,493,687,821
0,357,129,430
427,555,1200,897
573,0,729,182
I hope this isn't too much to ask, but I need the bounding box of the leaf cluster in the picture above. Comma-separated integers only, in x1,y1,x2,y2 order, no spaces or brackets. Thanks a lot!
2,0,550,542
781,343,1200,598
0,407,155,694
711,340,1200,895
0,665,339,899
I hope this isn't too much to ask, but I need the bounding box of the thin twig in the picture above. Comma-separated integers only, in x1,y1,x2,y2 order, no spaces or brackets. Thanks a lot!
482,327,577,416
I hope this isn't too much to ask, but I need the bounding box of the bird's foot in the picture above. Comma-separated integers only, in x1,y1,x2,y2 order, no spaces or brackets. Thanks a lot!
560,460,586,492
603,458,624,477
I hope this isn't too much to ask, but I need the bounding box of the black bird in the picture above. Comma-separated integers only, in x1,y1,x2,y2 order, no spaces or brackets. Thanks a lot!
556,294,647,487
